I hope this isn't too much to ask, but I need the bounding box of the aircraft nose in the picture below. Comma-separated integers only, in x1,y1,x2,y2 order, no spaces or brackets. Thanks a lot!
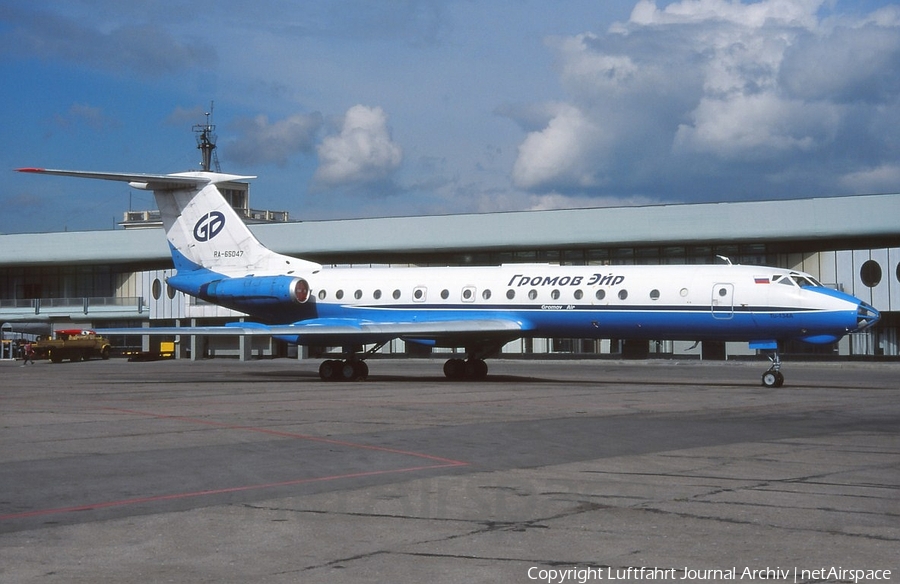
856,301,880,331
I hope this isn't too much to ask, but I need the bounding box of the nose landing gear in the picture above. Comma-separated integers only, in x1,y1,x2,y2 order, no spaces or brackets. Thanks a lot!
761,351,784,387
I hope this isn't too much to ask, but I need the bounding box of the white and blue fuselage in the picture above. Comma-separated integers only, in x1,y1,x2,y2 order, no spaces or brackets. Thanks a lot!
19,167,880,385
192,263,874,348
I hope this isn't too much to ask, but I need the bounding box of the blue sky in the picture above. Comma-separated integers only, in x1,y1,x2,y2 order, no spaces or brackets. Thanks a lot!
2,0,900,233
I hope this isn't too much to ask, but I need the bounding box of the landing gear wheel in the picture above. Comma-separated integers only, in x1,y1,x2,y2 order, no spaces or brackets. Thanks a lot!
760,345,785,388
319,360,339,381
443,358,488,380
464,358,488,380
761,370,784,388
443,358,465,380
320,359,368,381
340,360,368,381
340,361,358,381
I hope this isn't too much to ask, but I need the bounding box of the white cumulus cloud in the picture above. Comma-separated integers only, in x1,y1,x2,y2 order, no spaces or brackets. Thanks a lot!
511,0,900,200
313,105,403,188
512,103,608,191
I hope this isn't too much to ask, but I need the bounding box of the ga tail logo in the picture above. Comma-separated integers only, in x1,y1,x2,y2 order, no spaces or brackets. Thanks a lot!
193,211,225,242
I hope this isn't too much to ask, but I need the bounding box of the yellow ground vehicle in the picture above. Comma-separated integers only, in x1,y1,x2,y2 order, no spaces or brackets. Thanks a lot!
33,329,111,363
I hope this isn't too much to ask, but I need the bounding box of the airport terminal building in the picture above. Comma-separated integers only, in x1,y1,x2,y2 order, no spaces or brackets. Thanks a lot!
1,190,899,361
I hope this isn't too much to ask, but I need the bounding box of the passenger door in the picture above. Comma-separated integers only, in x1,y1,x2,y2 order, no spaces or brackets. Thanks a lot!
711,283,734,319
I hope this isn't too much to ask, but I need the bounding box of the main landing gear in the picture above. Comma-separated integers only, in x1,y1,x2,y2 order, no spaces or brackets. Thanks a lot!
442,344,500,381
317,343,384,381
442,358,488,380
318,358,369,381
761,350,784,388
317,357,490,381
317,343,499,382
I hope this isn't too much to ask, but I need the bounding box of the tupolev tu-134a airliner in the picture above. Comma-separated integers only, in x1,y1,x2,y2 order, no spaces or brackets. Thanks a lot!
18,168,880,386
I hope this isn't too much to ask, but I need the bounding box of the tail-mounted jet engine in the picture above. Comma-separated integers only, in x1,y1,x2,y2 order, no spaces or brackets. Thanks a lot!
198,276,310,308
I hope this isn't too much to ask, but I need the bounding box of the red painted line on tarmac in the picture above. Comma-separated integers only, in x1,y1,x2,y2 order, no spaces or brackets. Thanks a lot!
1,406,469,523
101,406,468,465
0,462,461,522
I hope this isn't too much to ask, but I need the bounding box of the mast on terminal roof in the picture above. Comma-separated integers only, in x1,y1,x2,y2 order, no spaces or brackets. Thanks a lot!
193,102,220,172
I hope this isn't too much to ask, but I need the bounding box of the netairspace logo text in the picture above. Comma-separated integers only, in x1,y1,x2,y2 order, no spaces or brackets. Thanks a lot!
526,566,892,583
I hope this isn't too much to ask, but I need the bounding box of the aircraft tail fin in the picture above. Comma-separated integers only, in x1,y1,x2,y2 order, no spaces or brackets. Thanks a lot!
17,168,320,277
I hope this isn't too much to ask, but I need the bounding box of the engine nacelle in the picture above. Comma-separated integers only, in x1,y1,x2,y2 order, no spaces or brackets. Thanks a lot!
200,275,310,307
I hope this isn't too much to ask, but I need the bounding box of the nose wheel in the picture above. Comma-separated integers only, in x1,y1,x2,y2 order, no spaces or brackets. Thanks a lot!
761,351,784,387
761,369,784,388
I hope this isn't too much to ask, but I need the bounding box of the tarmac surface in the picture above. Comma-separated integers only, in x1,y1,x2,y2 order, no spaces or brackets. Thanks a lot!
0,356,897,583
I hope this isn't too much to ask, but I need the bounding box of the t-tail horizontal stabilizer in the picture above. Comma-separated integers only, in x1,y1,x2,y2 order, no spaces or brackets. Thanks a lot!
17,167,321,278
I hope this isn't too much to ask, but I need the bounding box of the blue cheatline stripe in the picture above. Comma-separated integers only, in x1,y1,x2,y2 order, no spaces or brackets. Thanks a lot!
322,303,818,313
304,302,854,341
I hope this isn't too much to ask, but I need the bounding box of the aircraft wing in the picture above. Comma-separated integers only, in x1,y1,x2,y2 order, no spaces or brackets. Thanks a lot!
97,318,527,345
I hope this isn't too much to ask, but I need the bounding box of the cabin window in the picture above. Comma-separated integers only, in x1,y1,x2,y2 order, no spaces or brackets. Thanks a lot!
373,289,382,300
483,289,492,300
413,287,426,302
462,287,476,302
393,289,401,300
441,289,450,300
680,288,689,297
551,289,560,300
335,290,344,300
318,290,327,300
574,289,583,300
506,289,515,300
718,287,728,297
618,290,628,300
649,289,660,300
528,289,538,300
354,290,363,300
595,290,606,300
152,279,162,300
